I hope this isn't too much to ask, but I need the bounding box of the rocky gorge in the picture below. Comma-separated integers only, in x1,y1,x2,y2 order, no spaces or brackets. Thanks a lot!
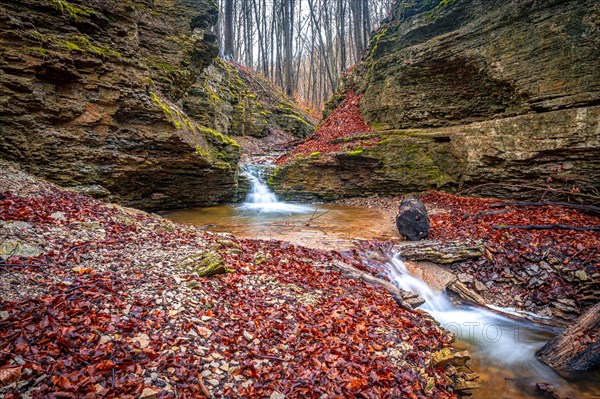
0,0,599,397
271,0,600,201
0,0,313,211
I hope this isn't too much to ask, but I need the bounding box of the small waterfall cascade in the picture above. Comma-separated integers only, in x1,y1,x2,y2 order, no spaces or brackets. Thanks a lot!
238,162,314,214
384,254,574,394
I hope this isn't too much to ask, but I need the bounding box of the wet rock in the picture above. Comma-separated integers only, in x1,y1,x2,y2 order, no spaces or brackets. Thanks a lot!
431,348,454,367
395,198,430,241
448,281,486,306
404,261,456,293
535,382,570,399
453,351,471,366
551,300,579,314
454,379,481,391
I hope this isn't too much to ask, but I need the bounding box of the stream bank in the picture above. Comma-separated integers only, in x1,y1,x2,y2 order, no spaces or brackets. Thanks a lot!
1,160,460,398
162,157,600,397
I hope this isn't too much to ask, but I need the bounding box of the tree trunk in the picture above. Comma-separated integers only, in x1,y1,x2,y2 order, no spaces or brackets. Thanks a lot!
537,302,600,373
392,240,485,264
223,0,235,59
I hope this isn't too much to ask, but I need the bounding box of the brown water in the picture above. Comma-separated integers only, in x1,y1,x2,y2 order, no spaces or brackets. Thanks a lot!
163,204,399,251
163,202,600,399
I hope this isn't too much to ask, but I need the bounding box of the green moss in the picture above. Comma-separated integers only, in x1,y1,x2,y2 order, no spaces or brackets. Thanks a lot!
152,92,174,120
308,152,321,158
151,61,177,76
181,251,233,277
27,31,46,44
427,0,458,20
62,40,83,52
47,0,93,20
59,34,123,59
28,46,52,59
345,148,364,156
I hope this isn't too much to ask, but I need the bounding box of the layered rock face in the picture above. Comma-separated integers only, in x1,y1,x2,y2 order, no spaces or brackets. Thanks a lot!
272,0,600,201
184,59,315,154
0,0,241,210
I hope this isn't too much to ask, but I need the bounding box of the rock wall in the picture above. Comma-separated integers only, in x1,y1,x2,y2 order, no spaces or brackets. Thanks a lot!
273,0,600,201
0,0,241,210
184,59,315,154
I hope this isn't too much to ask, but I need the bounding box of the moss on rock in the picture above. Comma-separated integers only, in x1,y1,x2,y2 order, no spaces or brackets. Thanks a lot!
181,251,233,277
183,58,315,141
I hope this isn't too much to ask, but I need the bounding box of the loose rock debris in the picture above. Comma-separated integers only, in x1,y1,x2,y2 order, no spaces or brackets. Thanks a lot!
0,162,460,398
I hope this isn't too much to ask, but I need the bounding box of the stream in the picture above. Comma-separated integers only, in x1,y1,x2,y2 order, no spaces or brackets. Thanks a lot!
163,159,600,398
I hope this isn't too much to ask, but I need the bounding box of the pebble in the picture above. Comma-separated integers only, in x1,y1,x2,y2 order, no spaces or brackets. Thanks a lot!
99,335,111,344
474,280,487,292
575,270,588,281
50,211,66,221
208,379,220,387
140,387,159,399
135,333,150,349
270,391,286,399
11,221,32,229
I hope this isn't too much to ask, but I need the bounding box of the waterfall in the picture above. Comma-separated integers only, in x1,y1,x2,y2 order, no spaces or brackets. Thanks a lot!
238,162,314,214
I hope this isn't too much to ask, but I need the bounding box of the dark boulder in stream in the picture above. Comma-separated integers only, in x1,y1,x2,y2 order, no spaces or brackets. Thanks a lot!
395,198,430,241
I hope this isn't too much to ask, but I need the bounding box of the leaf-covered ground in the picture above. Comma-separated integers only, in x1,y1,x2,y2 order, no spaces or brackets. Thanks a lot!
345,192,600,322
276,91,380,164
0,162,457,398
423,191,600,320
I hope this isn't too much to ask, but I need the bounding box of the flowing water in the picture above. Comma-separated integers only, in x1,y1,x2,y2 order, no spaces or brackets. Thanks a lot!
164,160,399,250
163,158,599,398
382,255,600,399
237,163,315,214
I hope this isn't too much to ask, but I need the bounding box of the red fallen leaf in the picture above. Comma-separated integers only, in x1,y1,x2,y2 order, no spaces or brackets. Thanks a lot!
52,375,72,390
0,366,22,387
347,377,367,390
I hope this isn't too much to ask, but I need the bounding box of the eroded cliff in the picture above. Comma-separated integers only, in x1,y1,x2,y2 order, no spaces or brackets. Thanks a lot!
0,0,241,210
272,0,600,201
0,0,317,209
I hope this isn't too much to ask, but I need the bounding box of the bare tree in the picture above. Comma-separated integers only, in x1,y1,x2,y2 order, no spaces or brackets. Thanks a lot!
217,0,394,108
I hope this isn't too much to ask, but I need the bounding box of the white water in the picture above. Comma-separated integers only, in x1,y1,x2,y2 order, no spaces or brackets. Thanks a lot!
384,254,572,394
238,163,315,214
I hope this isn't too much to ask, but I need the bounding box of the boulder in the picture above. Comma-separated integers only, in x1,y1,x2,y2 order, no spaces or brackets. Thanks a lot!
395,198,430,241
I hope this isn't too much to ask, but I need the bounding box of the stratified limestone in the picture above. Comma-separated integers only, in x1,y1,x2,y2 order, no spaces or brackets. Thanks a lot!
0,0,241,211
273,0,600,201
184,59,314,145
